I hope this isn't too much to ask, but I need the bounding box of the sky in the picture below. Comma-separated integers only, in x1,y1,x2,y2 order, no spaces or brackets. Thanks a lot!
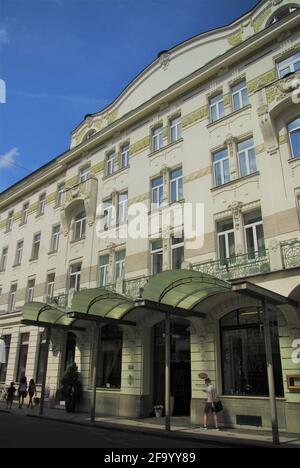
0,0,259,193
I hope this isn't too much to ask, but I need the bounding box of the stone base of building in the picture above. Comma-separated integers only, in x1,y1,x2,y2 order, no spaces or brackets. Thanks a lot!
191,398,300,433
80,391,152,418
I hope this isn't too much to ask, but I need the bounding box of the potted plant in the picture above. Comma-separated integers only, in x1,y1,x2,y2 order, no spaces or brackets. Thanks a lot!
61,363,82,413
154,404,164,418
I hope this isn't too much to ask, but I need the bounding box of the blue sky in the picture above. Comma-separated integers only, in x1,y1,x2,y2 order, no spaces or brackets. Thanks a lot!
0,0,258,192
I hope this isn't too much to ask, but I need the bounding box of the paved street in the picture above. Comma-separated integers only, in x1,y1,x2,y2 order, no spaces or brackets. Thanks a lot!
0,412,228,448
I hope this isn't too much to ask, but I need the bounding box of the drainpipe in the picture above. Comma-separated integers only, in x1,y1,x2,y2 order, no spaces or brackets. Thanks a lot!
262,299,280,445
165,311,171,431
91,323,101,422
39,327,52,416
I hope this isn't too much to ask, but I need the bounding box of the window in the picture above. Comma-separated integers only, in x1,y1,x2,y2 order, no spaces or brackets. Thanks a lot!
16,333,30,382
288,118,300,158
170,168,183,203
46,273,55,300
121,143,130,168
237,138,257,177
36,331,48,385
79,166,91,183
14,240,24,266
74,211,86,241
151,240,163,275
26,278,35,303
8,284,17,313
37,193,46,216
269,6,298,27
106,152,116,176
0,247,8,271
83,129,96,141
97,325,122,389
115,250,125,281
244,210,265,258
151,176,164,211
231,80,249,111
152,126,163,152
103,199,113,230
56,183,65,207
277,51,300,78
171,235,184,270
169,116,182,143
69,264,81,292
209,93,225,123
31,233,41,260
21,202,29,225
221,309,284,397
6,211,13,232
50,225,60,252
217,219,236,263
0,335,11,382
213,148,230,187
99,255,109,288
118,192,128,224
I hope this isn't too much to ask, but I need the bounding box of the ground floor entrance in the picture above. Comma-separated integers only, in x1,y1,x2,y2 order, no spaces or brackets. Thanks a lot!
153,318,191,416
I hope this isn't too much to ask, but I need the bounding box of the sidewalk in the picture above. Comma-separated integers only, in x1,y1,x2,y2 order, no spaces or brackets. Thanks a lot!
1,402,300,448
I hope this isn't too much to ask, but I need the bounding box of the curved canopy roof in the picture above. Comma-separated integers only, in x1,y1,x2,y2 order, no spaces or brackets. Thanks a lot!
21,302,82,331
141,270,231,311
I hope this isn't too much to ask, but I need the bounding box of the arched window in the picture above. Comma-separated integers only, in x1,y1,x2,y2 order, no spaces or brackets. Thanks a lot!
97,325,123,389
83,129,96,142
220,309,284,397
267,5,298,26
74,211,87,241
288,118,300,158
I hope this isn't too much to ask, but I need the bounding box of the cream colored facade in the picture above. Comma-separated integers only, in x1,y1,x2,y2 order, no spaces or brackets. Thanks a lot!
0,0,300,432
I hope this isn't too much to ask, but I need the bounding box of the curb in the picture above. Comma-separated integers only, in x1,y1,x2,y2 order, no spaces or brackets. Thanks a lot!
27,414,284,448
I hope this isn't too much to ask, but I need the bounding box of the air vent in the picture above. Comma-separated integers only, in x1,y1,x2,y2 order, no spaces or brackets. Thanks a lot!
236,415,262,427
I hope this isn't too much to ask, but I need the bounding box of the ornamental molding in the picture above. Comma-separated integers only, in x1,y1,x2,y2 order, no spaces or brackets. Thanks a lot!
159,52,171,71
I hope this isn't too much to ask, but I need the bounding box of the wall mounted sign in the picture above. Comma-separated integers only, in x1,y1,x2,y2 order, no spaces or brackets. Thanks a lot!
198,373,208,380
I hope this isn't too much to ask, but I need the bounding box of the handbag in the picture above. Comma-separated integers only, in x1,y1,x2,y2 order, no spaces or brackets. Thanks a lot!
215,400,223,413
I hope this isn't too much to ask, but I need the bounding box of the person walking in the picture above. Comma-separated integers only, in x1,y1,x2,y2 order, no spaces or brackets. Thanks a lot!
18,376,28,409
203,378,219,430
28,379,37,409
6,382,16,410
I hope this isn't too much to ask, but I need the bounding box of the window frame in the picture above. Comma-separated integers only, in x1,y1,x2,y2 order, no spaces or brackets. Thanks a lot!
152,126,164,152
31,233,41,260
14,240,24,266
209,93,225,123
231,80,249,112
277,51,300,79
169,116,182,143
151,240,163,276
288,118,300,159
170,167,183,203
120,143,130,168
69,263,82,292
213,148,230,187
74,212,87,241
237,138,257,177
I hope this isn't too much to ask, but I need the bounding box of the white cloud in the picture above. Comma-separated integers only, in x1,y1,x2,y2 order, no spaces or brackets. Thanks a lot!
0,147,19,169
0,26,9,46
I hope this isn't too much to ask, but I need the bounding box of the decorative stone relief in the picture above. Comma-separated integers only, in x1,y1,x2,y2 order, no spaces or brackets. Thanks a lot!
229,201,243,230
159,52,171,70
257,101,278,154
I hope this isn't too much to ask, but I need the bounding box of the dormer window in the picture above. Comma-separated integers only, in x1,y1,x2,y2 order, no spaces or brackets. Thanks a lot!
268,5,298,26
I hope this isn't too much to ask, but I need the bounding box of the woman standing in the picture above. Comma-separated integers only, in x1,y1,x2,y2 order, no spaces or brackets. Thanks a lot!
28,379,37,409
18,376,27,409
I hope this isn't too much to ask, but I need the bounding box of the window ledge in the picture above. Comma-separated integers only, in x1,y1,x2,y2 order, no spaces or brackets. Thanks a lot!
4,230,12,235
207,104,252,129
48,250,58,256
35,213,44,219
288,156,300,164
12,263,21,268
70,237,86,245
29,257,39,263
102,165,129,181
211,171,260,192
19,222,27,228
148,138,184,158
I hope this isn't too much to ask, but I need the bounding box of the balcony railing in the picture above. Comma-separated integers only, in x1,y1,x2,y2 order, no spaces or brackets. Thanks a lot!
45,294,68,308
123,276,151,299
281,240,300,269
192,250,271,281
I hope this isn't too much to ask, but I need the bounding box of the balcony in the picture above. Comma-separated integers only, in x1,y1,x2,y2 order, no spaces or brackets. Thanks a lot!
123,276,150,299
45,294,68,309
192,250,271,281
281,240,300,270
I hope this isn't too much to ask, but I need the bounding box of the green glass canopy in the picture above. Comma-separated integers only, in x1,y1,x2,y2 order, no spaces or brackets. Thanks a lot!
21,302,82,330
141,270,231,311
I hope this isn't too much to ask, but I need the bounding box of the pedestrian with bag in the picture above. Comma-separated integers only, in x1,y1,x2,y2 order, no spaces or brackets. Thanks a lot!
28,379,37,409
203,377,221,430
18,375,28,409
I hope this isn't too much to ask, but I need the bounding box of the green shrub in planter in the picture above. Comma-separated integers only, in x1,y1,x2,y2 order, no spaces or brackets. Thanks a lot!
61,363,82,413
